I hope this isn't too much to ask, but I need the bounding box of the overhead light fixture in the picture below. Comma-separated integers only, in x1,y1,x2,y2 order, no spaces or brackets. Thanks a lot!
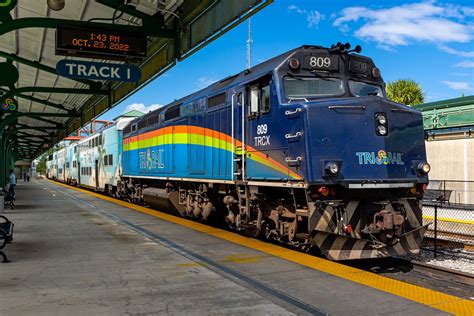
47,0,65,11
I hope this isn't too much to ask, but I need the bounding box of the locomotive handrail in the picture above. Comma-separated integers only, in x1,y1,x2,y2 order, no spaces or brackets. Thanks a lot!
288,97,308,103
328,105,366,110
285,132,302,139
285,156,302,163
285,108,302,116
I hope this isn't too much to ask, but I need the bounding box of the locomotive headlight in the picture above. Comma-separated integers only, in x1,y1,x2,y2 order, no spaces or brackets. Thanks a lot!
377,114,387,125
325,161,339,175
377,125,387,135
288,58,300,71
418,162,431,174
372,67,381,78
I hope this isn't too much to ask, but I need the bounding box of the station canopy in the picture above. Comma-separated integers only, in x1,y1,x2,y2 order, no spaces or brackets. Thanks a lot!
0,0,272,159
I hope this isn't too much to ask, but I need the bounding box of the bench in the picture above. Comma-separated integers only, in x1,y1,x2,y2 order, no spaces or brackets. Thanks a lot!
423,189,452,205
0,215,14,263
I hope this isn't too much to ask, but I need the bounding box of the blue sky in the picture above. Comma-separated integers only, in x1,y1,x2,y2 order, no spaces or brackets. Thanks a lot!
99,0,474,121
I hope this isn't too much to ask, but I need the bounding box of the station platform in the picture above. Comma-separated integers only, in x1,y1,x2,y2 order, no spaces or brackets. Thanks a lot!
1,180,472,315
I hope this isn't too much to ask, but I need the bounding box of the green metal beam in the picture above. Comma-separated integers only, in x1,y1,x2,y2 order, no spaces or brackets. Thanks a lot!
0,87,69,112
3,86,108,98
0,17,176,38
17,112,79,118
0,51,100,88
17,131,51,140
23,116,65,127
95,0,160,23
17,124,60,130
0,112,74,131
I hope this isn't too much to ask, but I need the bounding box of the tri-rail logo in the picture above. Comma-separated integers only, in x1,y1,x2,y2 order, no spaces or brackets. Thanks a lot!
356,150,404,165
1,98,16,111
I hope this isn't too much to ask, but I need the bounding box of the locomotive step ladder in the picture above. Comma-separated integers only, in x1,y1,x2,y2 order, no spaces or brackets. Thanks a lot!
233,145,244,179
236,185,250,221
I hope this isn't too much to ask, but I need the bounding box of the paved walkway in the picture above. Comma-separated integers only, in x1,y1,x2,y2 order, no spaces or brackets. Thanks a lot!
0,180,451,315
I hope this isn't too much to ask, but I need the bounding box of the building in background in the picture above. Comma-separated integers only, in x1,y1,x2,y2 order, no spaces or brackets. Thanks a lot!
415,96,474,204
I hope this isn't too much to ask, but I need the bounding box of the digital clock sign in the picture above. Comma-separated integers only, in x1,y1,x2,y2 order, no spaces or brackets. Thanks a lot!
56,26,147,62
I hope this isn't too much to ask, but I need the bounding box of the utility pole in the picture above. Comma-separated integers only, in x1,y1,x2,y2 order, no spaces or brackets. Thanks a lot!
247,18,252,69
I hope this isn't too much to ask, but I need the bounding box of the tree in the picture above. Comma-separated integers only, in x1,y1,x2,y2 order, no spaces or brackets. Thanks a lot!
36,155,46,175
386,79,424,106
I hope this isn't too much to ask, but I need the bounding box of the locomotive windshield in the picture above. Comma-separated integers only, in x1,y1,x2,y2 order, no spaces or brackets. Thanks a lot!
284,77,345,98
348,80,383,97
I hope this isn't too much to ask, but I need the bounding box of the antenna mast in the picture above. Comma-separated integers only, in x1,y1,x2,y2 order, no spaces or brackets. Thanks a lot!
247,18,252,69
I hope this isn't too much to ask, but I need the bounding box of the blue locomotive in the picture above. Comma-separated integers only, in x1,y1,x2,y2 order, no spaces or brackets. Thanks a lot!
48,44,430,260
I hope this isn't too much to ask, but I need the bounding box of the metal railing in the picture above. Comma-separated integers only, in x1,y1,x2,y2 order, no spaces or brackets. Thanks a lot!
426,179,474,205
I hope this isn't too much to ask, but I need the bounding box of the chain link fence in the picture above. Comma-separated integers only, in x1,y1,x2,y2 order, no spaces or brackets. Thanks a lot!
422,203,474,260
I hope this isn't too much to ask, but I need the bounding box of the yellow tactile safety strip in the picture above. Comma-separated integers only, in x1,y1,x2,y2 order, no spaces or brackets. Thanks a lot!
423,215,474,226
50,181,474,315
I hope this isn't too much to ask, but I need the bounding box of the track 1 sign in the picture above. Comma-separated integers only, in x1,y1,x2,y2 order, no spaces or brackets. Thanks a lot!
56,60,141,82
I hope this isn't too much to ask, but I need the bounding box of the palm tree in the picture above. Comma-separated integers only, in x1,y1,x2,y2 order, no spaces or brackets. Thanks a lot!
386,79,424,106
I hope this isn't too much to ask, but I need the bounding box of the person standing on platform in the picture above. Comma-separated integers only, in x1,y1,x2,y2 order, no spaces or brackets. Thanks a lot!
8,169,16,199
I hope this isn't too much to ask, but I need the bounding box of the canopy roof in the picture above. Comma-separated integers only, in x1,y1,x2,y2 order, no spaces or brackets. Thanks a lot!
0,0,272,160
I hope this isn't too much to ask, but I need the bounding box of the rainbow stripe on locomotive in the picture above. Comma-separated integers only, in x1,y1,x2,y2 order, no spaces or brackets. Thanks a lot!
49,44,431,260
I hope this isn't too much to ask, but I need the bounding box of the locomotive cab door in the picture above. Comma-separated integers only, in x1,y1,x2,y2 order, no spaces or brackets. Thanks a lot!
232,88,246,181
244,76,288,181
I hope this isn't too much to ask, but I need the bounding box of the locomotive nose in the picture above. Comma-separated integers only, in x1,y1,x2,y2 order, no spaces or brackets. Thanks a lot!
304,97,427,185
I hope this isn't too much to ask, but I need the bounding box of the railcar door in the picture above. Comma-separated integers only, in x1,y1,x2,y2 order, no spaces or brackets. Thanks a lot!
95,159,99,189
77,162,81,185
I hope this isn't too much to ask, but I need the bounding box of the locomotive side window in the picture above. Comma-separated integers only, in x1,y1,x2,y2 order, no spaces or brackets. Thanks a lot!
261,84,270,113
250,88,259,114
249,81,271,116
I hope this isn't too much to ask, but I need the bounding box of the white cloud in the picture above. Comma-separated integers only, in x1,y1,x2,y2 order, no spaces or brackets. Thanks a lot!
124,102,163,114
454,61,474,68
307,11,324,29
333,2,473,50
438,45,474,57
441,81,473,91
288,5,306,15
288,5,324,28
197,76,217,89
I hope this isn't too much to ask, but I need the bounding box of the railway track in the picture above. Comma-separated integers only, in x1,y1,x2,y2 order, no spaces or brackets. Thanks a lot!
409,260,474,286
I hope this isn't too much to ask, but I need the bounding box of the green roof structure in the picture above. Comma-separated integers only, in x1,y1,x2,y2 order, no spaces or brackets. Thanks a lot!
413,95,474,131
114,110,144,121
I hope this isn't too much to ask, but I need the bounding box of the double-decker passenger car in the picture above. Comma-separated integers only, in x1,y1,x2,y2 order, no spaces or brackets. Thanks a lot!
48,44,430,260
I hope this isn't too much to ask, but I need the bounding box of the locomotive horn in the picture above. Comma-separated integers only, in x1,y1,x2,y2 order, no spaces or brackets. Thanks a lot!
348,45,362,54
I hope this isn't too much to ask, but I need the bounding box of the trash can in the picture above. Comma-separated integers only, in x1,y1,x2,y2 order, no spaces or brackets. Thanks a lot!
0,195,4,213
